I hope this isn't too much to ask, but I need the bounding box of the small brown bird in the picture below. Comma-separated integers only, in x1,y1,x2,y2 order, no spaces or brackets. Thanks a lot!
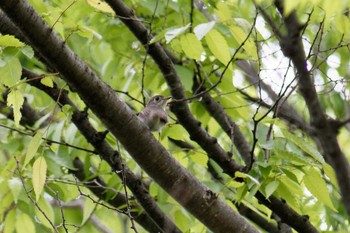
138,95,171,132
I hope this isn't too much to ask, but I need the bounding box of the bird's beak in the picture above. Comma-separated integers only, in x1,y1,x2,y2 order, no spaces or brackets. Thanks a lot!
165,96,173,105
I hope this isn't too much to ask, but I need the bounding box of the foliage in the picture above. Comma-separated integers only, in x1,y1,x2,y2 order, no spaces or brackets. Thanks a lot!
0,0,350,232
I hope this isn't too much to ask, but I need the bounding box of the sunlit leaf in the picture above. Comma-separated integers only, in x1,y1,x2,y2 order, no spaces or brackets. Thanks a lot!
194,21,215,40
82,198,96,224
191,152,208,166
0,35,25,47
214,1,232,21
174,209,191,231
19,46,34,58
32,156,47,201
35,197,55,229
174,65,193,92
235,171,260,185
40,76,54,88
265,180,279,198
24,132,43,167
165,23,191,44
7,89,24,127
205,29,231,66
282,130,325,164
0,57,22,87
8,177,22,204
15,213,36,233
86,0,115,14
180,33,203,61
229,24,257,60
303,167,337,212
322,163,338,188
4,209,16,233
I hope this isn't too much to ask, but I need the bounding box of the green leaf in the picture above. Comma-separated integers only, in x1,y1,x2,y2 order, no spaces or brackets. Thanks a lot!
235,171,260,185
35,197,55,229
174,209,191,231
214,1,232,21
0,57,22,87
190,151,208,166
86,0,115,14
19,46,34,58
226,180,244,188
6,89,24,127
24,132,43,167
265,180,279,198
322,163,338,188
194,21,216,40
8,177,22,204
275,177,300,210
4,209,16,233
15,213,36,233
0,35,25,47
205,29,231,66
32,156,47,201
180,33,203,60
229,24,257,60
40,76,54,88
165,23,191,44
82,199,96,224
303,167,337,212
174,65,193,92
282,130,325,164
170,38,182,53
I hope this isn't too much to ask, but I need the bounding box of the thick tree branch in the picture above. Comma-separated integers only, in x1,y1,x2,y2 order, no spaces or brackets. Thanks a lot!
0,11,179,232
0,1,258,232
104,0,244,177
21,68,180,233
71,158,163,233
0,80,162,232
102,1,320,232
192,77,252,166
236,60,314,135
272,0,350,217
255,192,318,233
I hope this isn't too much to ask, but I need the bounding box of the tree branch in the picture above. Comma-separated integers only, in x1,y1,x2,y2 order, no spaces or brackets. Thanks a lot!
272,0,350,217
0,1,258,232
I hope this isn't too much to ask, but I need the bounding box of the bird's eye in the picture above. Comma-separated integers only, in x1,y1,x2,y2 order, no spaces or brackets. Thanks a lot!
155,96,160,102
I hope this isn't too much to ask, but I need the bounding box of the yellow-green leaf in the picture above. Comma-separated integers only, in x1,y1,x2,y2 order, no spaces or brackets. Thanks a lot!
0,35,25,47
229,25,257,60
165,23,191,44
35,197,55,229
8,177,22,204
322,163,338,188
24,132,43,167
180,33,203,61
40,76,54,88
0,57,22,87
191,151,208,166
235,171,260,185
303,167,337,212
82,199,96,224
214,1,232,21
265,180,279,198
205,29,231,65
15,213,36,233
4,209,16,233
86,0,115,14
284,0,301,16
282,130,325,164
7,89,24,127
194,21,215,40
32,156,47,201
